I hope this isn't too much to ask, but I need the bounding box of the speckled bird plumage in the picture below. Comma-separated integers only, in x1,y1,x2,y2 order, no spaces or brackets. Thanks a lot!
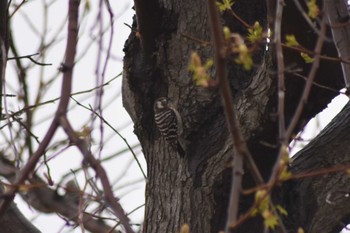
154,97,185,156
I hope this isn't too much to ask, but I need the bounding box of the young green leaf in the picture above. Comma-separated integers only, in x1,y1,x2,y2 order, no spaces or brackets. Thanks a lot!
285,34,299,47
307,0,319,19
216,0,234,12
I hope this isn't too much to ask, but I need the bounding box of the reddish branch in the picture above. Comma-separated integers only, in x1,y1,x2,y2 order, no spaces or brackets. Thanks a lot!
59,116,134,233
206,0,264,232
207,0,243,229
206,0,293,231
0,1,134,232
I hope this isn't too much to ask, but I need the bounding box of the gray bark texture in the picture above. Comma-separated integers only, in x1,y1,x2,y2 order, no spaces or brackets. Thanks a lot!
122,0,346,233
0,183,41,233
284,102,350,233
0,202,41,233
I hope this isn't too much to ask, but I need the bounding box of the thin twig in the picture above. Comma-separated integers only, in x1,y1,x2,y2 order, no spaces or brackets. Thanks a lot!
71,97,147,179
281,43,350,65
7,52,52,66
228,9,252,28
292,72,341,94
9,33,35,157
284,17,327,144
8,74,120,118
59,115,134,233
2,36,20,164
292,0,327,39
8,0,27,18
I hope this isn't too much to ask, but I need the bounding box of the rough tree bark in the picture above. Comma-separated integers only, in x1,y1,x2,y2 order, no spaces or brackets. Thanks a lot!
123,0,348,233
0,186,40,233
283,102,350,233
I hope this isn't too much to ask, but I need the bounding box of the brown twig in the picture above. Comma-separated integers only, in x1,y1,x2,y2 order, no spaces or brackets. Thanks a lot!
7,52,52,66
292,0,326,39
292,72,341,94
228,8,252,29
9,30,35,158
180,33,211,46
8,74,120,119
281,43,350,65
71,96,146,179
8,0,27,18
244,161,350,196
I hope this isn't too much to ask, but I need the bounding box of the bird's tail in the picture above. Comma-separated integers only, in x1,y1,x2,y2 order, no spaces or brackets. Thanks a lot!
177,139,186,157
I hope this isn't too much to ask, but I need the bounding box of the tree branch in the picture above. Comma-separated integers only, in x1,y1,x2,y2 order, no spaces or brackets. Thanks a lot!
284,15,326,145
0,1,135,232
324,0,350,90
288,101,350,232
274,0,286,141
206,1,265,231
58,115,134,233
0,158,121,233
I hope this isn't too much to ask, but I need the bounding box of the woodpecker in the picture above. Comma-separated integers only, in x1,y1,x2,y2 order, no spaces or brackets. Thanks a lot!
153,97,185,156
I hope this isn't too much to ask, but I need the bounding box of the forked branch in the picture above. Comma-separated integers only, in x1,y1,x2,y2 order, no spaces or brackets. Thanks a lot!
0,1,134,232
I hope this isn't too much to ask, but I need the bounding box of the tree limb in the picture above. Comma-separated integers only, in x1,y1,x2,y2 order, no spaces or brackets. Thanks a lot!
0,1,133,232
286,101,350,232
324,0,350,89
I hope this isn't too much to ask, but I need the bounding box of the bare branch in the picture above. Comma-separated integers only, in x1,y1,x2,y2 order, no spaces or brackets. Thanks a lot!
0,0,77,222
0,1,135,232
285,17,327,143
0,158,121,233
7,53,52,66
324,0,350,90
71,97,147,179
274,0,286,141
206,1,265,231
58,115,134,233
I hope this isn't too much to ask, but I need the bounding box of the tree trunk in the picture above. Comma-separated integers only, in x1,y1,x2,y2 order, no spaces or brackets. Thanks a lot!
122,0,345,232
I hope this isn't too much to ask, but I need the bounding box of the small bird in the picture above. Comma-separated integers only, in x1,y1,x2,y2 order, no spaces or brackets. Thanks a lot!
153,97,186,156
